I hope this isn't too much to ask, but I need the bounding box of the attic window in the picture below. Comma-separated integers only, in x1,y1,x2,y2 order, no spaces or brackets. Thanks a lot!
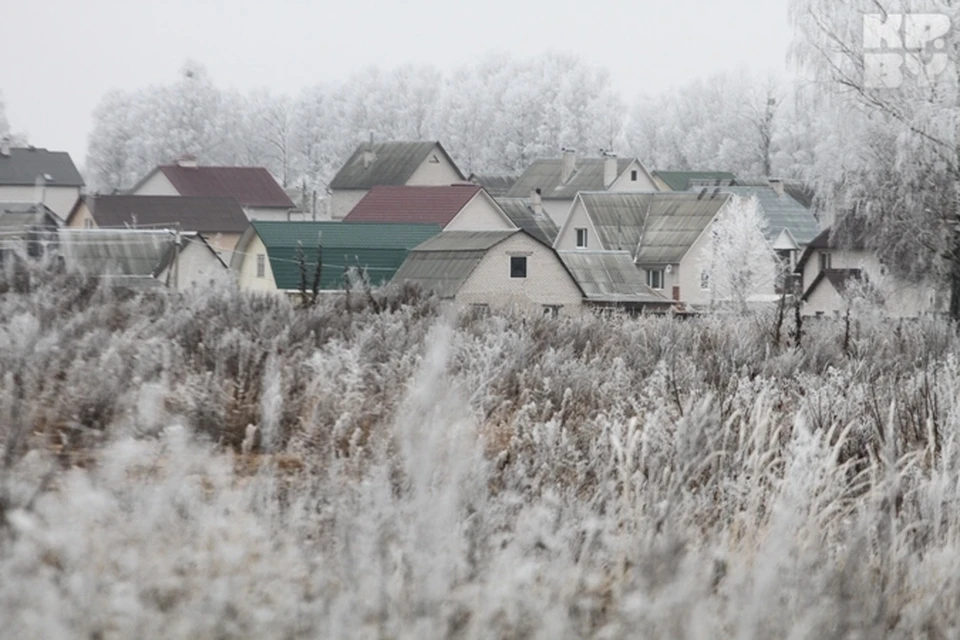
818,251,832,271
631,170,639,181
256,254,266,278
575,228,588,248
510,256,527,278
429,154,440,163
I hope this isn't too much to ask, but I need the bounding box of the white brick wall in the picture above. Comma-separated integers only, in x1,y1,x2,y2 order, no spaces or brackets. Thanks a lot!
456,233,583,314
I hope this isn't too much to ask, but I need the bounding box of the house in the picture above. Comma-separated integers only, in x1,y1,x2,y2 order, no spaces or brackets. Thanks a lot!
230,221,441,294
129,158,295,221
505,151,658,226
691,183,821,271
65,195,250,261
343,184,516,231
555,191,733,305
0,141,84,219
391,229,585,314
494,196,560,245
795,226,944,318
57,228,224,288
328,141,465,220
0,202,61,263
652,170,737,191
469,173,518,197
558,250,674,313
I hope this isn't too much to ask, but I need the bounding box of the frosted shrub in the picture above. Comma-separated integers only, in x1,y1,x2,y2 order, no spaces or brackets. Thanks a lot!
3,265,960,637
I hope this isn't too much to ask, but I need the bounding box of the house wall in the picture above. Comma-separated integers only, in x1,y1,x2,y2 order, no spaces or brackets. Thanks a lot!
131,172,179,196
543,198,574,227
155,242,228,289
455,233,583,314
554,199,600,251
679,224,778,308
243,206,291,222
330,189,367,220
610,161,658,192
804,280,846,317
66,200,95,228
406,148,463,186
236,234,279,293
0,185,80,220
445,193,516,231
203,232,242,263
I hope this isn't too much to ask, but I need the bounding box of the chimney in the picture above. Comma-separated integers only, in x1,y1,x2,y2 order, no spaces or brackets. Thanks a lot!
530,188,543,215
177,154,198,168
361,132,377,169
0,137,9,157
769,178,785,197
561,148,576,183
602,152,618,188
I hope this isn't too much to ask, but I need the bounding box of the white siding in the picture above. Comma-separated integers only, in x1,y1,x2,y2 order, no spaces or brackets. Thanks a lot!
445,192,515,231
155,241,228,289
609,160,658,192
678,227,777,308
236,235,280,293
554,198,600,251
455,233,583,314
131,172,179,196
0,185,80,220
406,147,463,185
66,200,95,228
803,279,846,317
542,199,574,227
330,190,367,220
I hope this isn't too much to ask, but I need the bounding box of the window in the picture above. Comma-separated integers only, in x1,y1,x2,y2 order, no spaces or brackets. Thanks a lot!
469,303,490,316
700,269,710,290
256,254,266,278
646,269,664,290
84,218,94,229
575,228,588,248
429,154,440,163
630,170,639,181
510,256,527,278
818,251,832,271
542,305,562,317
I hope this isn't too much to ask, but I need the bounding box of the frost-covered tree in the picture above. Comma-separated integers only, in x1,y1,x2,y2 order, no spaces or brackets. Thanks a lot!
0,91,27,146
700,196,779,313
790,0,960,316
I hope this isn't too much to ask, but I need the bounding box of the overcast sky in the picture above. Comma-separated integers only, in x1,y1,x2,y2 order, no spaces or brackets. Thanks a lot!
0,0,791,167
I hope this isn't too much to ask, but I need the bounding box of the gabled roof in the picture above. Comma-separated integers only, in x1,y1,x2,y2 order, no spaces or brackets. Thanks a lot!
79,195,250,234
558,250,672,305
152,233,227,277
494,196,560,245
343,184,483,225
0,202,61,228
0,147,84,187
653,171,737,191
795,221,869,273
132,165,294,209
569,191,731,263
329,141,465,190
240,221,441,291
694,186,821,245
506,157,643,200
802,269,863,301
469,173,518,197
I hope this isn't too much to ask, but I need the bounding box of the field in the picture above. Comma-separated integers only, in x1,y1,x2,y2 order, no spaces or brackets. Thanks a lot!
1,263,959,638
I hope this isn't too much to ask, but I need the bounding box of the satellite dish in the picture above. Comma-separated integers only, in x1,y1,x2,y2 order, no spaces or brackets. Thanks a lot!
665,265,673,274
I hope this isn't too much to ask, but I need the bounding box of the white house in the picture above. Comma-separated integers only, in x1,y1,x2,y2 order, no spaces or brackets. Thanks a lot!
0,141,84,219
392,229,585,315
129,158,295,222
796,226,945,318
506,151,658,226
328,141,465,220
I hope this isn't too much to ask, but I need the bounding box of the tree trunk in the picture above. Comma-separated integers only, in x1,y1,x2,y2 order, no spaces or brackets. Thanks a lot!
950,231,960,320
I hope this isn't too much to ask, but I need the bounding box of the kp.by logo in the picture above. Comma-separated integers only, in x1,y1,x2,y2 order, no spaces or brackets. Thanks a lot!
864,14,952,88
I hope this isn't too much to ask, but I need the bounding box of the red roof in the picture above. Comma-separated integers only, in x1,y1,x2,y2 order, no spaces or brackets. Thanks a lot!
156,165,294,209
344,185,483,226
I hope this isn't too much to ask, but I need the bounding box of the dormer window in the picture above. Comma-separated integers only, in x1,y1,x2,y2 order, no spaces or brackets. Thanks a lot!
630,170,639,181
575,228,588,248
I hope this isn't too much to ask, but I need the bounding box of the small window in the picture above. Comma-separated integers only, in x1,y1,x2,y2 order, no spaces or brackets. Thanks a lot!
818,251,832,271
630,170,639,181
84,218,94,229
256,254,266,278
542,305,562,317
510,256,527,278
575,228,588,248
700,269,710,290
646,269,664,290
429,154,440,163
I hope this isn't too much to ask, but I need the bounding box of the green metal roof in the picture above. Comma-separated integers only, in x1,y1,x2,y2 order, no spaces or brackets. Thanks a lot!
252,221,441,291
653,171,737,191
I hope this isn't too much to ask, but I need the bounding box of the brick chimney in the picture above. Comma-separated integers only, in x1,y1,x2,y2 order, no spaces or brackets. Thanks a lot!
561,148,576,183
602,152,618,188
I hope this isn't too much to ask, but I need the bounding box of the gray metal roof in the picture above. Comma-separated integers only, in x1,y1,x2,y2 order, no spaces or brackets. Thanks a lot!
0,202,61,229
577,191,731,263
470,174,517,197
495,196,559,245
393,230,519,297
0,147,84,186
59,229,175,276
506,157,634,200
558,251,672,304
329,141,464,190
694,185,821,245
